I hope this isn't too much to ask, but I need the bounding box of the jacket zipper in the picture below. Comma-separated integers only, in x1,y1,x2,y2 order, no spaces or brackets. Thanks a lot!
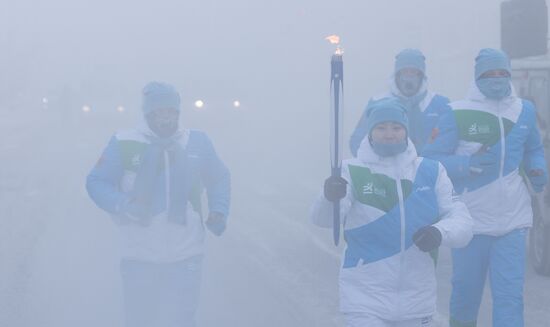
395,163,406,320
496,102,506,178
164,151,170,211
163,150,171,260
496,102,506,216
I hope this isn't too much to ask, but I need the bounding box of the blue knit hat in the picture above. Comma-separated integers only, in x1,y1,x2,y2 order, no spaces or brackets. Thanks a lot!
366,97,409,137
475,48,511,80
141,82,181,115
395,49,426,74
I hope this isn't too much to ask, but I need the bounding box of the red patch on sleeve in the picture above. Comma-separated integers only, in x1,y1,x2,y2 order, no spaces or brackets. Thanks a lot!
429,128,440,143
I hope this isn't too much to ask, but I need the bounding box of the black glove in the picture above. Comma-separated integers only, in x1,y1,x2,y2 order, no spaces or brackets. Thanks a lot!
324,176,347,202
529,169,548,193
412,225,442,252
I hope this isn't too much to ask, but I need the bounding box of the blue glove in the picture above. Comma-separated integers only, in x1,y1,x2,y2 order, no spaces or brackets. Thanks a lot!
206,212,227,236
529,169,548,193
469,150,498,175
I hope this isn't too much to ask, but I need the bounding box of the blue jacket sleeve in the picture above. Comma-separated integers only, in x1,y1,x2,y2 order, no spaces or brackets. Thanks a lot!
86,136,128,214
522,100,548,183
197,133,231,217
433,154,471,181
349,103,371,157
422,104,471,180
420,97,456,157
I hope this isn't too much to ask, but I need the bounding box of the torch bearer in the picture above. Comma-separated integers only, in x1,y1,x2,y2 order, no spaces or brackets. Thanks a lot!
326,35,344,246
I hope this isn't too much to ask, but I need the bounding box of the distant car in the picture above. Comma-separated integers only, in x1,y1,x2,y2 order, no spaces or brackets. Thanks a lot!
512,56,550,276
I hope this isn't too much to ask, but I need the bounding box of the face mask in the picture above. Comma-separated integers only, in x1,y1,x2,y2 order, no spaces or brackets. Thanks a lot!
396,73,423,97
370,139,408,157
146,112,180,138
476,77,511,100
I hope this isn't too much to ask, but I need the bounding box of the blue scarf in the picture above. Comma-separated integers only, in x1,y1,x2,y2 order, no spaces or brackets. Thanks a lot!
476,77,511,100
395,90,427,152
131,133,189,225
371,140,408,157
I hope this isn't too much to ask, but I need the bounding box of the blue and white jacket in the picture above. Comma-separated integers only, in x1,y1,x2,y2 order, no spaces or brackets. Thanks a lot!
436,83,547,236
350,79,456,158
311,138,472,320
86,122,230,262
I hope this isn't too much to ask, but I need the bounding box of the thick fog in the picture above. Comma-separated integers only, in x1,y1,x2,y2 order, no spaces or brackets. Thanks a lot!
1,0,549,326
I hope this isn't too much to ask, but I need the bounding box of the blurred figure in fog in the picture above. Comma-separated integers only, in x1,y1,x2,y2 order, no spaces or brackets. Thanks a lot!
437,49,548,327
311,98,473,327
350,49,457,160
86,81,230,327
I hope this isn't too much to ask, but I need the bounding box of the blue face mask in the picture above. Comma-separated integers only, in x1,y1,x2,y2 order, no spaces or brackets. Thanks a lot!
476,77,511,100
371,140,408,157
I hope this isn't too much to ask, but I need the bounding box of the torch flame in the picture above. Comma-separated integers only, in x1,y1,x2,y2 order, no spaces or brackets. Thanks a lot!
325,35,340,45
325,34,344,55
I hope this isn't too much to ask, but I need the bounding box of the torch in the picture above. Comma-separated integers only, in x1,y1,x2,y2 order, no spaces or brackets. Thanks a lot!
326,35,344,246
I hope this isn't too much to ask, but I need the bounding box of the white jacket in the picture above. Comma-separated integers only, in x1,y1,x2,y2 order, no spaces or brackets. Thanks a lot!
311,138,473,320
87,120,231,263
441,83,546,236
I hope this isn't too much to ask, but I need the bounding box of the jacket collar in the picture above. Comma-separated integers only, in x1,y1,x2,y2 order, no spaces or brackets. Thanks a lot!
135,118,188,146
466,80,518,106
389,74,428,100
357,135,418,168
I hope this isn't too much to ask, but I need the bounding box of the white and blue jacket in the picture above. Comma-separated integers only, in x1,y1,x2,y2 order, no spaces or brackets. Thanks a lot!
311,139,472,320
87,123,230,262
436,83,547,236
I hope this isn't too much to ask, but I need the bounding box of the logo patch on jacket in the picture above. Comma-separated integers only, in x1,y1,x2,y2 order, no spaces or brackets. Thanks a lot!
118,139,149,172
468,123,491,135
348,165,412,213
362,182,387,197
455,109,515,146
131,154,141,167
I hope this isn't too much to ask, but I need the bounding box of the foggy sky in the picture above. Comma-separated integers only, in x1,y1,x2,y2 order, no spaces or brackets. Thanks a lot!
1,0,503,116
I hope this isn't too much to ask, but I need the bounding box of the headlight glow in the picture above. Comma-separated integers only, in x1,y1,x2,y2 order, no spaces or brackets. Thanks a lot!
194,100,205,109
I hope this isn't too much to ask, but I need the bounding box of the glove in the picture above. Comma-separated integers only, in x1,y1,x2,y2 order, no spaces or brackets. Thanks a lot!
206,212,227,236
324,176,347,202
469,150,498,175
118,199,153,226
529,169,548,193
413,225,442,252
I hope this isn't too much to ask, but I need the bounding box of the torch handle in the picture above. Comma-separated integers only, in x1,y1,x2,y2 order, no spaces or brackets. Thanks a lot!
333,199,341,245
330,54,344,247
